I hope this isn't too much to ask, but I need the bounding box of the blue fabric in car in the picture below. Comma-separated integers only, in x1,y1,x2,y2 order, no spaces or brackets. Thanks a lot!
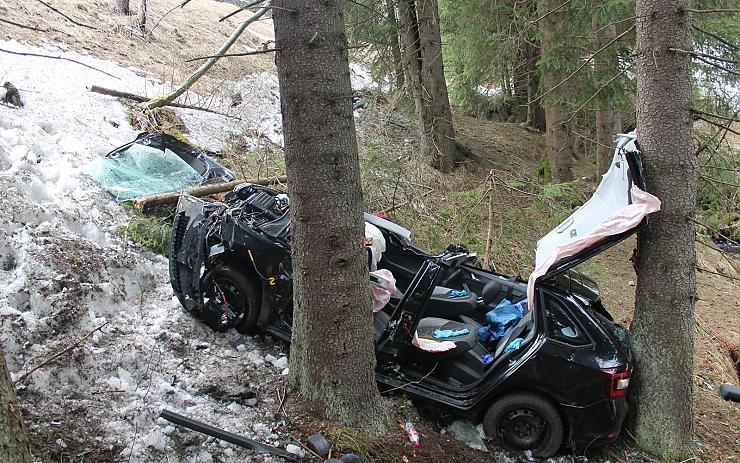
433,327,470,339
504,337,525,353
478,299,527,343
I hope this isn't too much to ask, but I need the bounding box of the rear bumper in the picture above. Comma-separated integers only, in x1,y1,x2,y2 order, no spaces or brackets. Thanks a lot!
561,397,627,449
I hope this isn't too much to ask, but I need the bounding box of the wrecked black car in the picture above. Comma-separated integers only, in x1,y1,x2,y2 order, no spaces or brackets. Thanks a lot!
168,133,660,458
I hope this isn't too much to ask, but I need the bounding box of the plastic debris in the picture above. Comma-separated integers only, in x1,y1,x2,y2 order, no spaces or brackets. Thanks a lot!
404,422,420,447
447,289,468,298
481,353,494,364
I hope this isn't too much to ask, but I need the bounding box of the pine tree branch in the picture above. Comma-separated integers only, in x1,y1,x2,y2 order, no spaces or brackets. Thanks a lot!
35,0,97,29
692,25,739,51
695,116,740,136
0,48,120,79
692,55,740,76
530,25,634,105
669,48,739,65
0,18,49,32
564,68,627,124
531,0,574,23
185,48,281,62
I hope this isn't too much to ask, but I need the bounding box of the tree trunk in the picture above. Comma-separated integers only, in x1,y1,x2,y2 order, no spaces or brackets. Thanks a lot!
630,0,696,459
0,346,32,463
272,0,389,436
385,0,405,91
538,0,575,182
116,0,130,15
398,0,458,173
524,36,545,131
593,14,622,176
138,0,147,33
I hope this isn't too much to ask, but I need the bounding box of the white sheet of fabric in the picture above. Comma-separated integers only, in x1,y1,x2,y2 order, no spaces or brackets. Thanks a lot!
365,222,386,271
412,332,457,352
370,269,397,312
527,133,661,305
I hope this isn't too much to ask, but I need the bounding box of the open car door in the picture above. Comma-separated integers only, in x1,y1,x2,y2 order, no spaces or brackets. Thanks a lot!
527,133,662,304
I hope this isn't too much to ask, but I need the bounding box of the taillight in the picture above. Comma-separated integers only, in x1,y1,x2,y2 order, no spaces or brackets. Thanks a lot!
602,367,631,399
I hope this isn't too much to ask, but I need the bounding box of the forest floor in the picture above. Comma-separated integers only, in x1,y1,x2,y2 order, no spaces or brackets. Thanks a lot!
1,0,738,462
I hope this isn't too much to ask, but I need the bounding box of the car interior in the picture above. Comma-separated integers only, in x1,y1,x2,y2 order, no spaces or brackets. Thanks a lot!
369,223,538,389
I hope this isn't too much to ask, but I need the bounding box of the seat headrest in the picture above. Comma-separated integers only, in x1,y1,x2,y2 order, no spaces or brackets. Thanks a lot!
481,280,503,305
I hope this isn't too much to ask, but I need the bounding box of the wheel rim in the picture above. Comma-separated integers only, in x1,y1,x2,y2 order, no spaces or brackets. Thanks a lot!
208,276,247,323
498,408,547,449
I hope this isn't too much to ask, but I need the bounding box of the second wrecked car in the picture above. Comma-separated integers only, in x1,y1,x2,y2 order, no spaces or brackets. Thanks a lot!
168,133,660,458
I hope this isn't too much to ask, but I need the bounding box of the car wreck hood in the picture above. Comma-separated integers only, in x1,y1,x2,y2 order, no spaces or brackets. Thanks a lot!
527,132,661,305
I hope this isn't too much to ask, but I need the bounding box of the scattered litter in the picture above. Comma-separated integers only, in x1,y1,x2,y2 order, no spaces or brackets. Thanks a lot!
285,444,305,457
404,421,420,447
445,420,488,451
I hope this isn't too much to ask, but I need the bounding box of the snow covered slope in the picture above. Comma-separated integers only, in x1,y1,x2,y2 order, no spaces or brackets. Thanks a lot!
1,39,292,462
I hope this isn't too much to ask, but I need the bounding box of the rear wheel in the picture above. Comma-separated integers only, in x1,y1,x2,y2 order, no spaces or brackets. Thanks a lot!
483,392,563,458
202,265,261,333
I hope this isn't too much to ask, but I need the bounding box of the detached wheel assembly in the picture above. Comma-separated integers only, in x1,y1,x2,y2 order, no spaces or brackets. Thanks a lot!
483,392,563,458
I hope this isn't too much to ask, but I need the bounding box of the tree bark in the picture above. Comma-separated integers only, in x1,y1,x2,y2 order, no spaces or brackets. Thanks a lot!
385,0,405,91
0,345,32,463
138,0,147,33
630,0,696,459
116,0,130,15
593,14,622,176
538,0,575,182
398,0,458,173
272,0,389,435
524,33,545,131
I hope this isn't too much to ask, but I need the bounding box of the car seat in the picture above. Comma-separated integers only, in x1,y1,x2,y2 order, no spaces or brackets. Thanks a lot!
388,286,479,318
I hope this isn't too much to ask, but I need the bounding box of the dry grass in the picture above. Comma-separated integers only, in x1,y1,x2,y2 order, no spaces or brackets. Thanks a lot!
2,0,276,97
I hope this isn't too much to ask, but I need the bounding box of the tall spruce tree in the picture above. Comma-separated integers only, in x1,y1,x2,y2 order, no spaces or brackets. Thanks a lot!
630,0,697,458
398,0,459,172
272,0,389,434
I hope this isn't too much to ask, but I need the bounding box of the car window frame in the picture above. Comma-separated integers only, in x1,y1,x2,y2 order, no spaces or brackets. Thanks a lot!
538,289,594,348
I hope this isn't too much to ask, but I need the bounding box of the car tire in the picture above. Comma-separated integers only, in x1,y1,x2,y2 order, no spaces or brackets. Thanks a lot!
204,265,261,333
483,392,563,459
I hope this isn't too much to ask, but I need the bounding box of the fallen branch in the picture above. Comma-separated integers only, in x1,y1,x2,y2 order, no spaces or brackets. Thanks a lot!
131,176,287,210
0,18,49,32
185,47,281,63
687,216,739,248
146,2,272,110
482,171,497,271
147,0,193,36
35,0,96,29
13,322,109,385
0,48,119,79
87,85,239,119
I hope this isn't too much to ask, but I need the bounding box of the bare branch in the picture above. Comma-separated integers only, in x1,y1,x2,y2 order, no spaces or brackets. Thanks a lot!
219,0,265,22
692,55,740,76
0,48,119,79
530,25,635,105
146,2,272,110
687,216,739,248
35,0,97,29
685,8,740,14
692,25,739,51
148,0,193,36
185,47,281,63
0,17,49,32
13,322,109,385
695,115,740,136
692,109,740,123
669,48,740,65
